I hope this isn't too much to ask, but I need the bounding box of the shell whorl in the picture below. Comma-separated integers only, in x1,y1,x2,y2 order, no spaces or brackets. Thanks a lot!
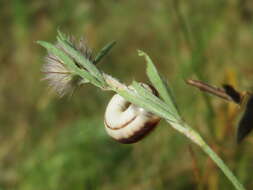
104,84,161,143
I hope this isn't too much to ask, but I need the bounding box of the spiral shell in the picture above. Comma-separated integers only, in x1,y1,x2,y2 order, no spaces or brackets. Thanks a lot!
104,84,161,143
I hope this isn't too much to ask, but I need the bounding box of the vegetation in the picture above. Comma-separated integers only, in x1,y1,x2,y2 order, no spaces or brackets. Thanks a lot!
1,0,253,189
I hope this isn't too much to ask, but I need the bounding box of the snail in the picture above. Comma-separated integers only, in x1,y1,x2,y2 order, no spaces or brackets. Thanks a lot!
104,83,161,143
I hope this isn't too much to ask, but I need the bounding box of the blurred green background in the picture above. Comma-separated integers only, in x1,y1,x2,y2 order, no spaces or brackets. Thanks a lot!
1,0,253,189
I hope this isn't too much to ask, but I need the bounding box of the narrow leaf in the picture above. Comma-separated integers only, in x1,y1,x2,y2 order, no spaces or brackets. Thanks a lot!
116,88,176,122
57,30,70,43
138,50,180,118
37,41,102,88
94,41,116,64
131,81,176,119
57,33,106,85
38,41,77,71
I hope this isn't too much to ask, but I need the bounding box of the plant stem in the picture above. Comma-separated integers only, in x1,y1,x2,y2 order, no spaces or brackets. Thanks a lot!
201,142,244,190
39,33,246,190
106,75,245,190
169,121,245,190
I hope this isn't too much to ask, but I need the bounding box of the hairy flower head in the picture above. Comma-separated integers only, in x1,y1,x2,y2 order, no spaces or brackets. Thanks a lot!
42,37,93,97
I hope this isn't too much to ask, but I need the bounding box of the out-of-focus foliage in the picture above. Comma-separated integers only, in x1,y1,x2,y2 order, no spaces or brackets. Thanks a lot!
1,0,253,189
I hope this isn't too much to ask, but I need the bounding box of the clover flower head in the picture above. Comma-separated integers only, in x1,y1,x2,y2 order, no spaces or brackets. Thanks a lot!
42,36,93,97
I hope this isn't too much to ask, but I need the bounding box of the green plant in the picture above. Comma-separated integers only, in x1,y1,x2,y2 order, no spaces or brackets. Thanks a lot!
38,31,245,190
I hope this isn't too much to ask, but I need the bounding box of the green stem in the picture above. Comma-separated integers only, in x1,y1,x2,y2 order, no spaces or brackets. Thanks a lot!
202,143,244,190
106,76,245,190
104,75,245,190
169,121,245,190
40,32,245,190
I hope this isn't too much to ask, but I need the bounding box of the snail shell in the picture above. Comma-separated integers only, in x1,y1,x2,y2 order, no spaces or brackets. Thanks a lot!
104,84,161,143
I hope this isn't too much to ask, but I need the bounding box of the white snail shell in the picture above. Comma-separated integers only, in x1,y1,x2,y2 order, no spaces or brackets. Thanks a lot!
104,84,161,144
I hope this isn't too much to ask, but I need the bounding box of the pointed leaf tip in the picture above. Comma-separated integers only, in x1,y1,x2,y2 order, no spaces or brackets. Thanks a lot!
139,51,180,119
37,41,53,49
137,50,145,56
94,41,117,64
37,40,45,45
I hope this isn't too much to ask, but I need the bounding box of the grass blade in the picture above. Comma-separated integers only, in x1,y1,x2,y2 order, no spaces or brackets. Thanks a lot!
94,41,116,64
138,50,180,117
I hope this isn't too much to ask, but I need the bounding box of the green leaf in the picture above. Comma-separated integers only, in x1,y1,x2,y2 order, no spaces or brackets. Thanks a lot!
116,87,176,122
131,81,176,119
56,32,106,86
94,41,116,64
138,50,180,118
37,41,102,88
57,29,71,43
38,41,76,71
